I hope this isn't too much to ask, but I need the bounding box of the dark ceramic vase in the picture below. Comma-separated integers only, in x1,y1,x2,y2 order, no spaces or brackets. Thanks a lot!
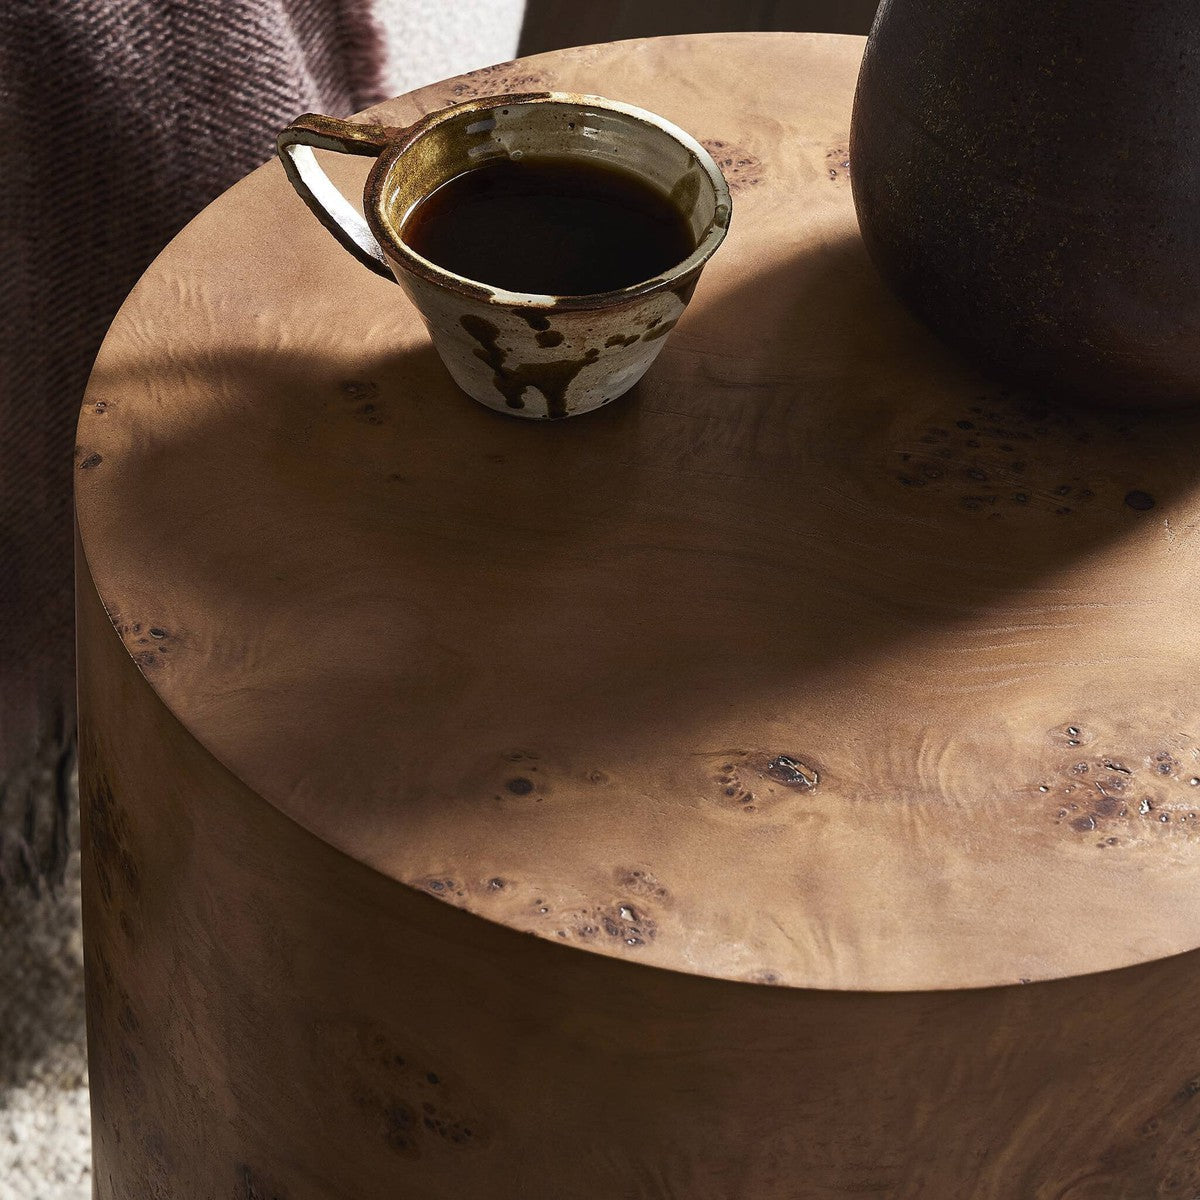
849,0,1200,407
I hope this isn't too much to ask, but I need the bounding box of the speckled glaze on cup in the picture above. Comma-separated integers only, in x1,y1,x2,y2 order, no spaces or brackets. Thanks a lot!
278,93,731,419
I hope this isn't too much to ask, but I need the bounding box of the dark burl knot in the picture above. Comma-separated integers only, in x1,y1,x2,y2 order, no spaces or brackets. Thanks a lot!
765,755,819,790
1124,490,1156,511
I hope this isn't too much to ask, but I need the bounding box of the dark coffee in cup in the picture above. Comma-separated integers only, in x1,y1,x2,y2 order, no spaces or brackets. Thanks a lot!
400,155,696,296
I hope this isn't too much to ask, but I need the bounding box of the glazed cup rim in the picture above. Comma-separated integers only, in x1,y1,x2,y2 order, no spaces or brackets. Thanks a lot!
363,91,733,312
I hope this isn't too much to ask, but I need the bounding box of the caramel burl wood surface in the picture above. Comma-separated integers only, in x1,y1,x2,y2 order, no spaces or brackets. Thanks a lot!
76,34,1200,1200
78,33,1200,993
76,531,1200,1200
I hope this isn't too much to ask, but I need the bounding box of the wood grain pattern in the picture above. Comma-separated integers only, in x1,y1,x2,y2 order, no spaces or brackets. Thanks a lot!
77,532,1200,1198
76,33,1200,1196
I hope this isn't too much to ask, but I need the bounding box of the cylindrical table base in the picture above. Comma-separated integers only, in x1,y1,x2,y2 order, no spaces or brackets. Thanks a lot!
78,541,1200,1199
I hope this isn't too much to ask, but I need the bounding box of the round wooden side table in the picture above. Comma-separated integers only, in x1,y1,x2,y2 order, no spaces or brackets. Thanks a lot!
76,33,1200,1200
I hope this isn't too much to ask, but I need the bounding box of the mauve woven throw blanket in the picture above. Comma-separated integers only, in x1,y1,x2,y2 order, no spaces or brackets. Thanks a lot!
0,0,390,890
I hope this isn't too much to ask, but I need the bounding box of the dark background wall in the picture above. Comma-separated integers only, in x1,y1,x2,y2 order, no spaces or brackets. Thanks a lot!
519,0,880,56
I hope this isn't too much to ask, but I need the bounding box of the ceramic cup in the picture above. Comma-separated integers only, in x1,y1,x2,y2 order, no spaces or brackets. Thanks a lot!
277,93,731,420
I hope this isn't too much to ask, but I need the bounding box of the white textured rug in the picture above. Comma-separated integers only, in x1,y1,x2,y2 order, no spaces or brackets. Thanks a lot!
0,799,90,1200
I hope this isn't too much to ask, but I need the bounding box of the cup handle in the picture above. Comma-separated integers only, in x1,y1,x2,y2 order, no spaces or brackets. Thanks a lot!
276,113,402,279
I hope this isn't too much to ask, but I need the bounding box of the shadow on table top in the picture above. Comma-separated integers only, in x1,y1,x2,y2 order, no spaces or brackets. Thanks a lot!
78,227,1200,802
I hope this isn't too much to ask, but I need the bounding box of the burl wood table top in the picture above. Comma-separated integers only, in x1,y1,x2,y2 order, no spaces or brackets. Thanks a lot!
77,33,1200,991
